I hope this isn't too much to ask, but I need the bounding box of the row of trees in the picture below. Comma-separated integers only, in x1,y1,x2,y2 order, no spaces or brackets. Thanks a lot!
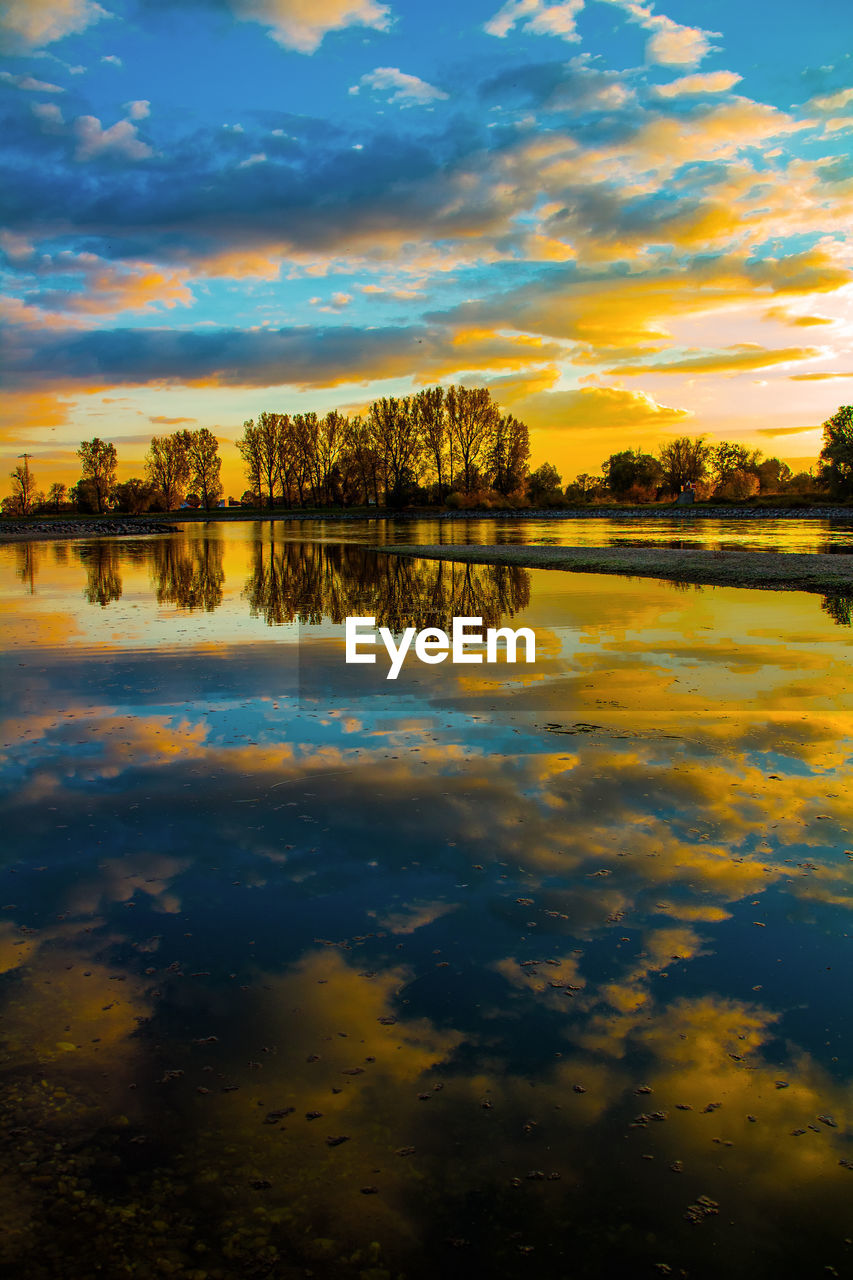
236,386,530,509
5,404,853,516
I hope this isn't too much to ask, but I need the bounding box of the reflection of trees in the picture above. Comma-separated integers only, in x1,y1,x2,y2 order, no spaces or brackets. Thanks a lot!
14,543,43,594
74,537,122,601
78,542,123,606
150,537,224,611
822,595,853,627
243,539,530,629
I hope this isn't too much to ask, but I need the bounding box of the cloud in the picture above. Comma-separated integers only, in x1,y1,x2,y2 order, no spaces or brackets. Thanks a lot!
789,371,853,382
605,344,822,375
809,85,853,113
0,0,107,52
100,53,122,66
0,71,65,92
604,0,718,67
124,100,150,120
754,425,821,437
0,323,566,393
651,70,742,98
73,115,153,161
349,66,448,107
485,0,584,42
224,0,392,54
505,384,692,433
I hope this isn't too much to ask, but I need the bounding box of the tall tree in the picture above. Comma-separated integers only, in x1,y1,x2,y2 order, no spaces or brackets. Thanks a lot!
367,397,422,506
487,413,530,496
9,457,36,515
145,432,190,509
603,449,663,500
236,419,264,505
185,428,222,509
446,386,499,494
47,482,66,513
819,405,853,497
77,438,118,514
412,387,449,499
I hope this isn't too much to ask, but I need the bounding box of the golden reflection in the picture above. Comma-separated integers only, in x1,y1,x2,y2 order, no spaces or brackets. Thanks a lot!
150,534,224,611
79,541,123,606
244,537,530,629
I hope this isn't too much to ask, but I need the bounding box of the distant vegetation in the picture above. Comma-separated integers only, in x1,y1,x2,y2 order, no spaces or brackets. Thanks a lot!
4,395,852,517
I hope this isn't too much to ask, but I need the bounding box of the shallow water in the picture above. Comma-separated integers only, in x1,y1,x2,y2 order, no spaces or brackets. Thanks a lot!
2,522,853,1279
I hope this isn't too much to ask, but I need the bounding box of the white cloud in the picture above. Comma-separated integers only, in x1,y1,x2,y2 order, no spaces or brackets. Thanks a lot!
810,86,853,113
124,99,150,119
227,0,392,54
238,152,267,167
101,53,122,67
32,101,65,129
349,65,448,106
604,0,718,67
0,71,64,92
0,0,108,52
485,0,583,42
74,115,153,162
652,70,742,98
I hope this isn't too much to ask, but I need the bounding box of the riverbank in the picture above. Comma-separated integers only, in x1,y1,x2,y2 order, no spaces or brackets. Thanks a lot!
0,518,180,543
378,543,853,594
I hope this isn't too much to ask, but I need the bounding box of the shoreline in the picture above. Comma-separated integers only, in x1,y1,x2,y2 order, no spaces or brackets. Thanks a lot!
2,503,853,544
377,543,853,595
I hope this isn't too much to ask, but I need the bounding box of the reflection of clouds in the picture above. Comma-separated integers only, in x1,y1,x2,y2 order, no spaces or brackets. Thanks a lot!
65,852,189,916
375,900,459,934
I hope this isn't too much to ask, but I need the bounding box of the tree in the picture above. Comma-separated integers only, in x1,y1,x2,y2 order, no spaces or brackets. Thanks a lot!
755,457,792,493
185,428,222,509
527,462,563,506
412,387,450,499
709,441,759,489
819,405,853,497
658,436,710,495
113,478,156,514
236,420,264,505
368,396,422,506
146,432,190,509
487,414,530,496
77,438,118,514
446,386,498,494
9,457,36,515
603,450,663,500
47,482,66,513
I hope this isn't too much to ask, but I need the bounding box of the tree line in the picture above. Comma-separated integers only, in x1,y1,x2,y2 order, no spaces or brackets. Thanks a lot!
5,400,853,517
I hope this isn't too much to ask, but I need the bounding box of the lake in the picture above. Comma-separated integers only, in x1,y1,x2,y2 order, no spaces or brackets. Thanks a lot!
2,517,852,1279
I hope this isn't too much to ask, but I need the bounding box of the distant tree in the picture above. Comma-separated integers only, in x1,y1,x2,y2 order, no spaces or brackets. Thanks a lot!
69,478,99,513
603,450,663,500
658,436,710,495
715,469,760,500
113,477,156,515
527,462,563,506
9,457,36,515
145,432,190,510
47,482,66,513
819,405,853,497
755,457,792,493
709,441,759,490
185,428,222,509
77,438,118,514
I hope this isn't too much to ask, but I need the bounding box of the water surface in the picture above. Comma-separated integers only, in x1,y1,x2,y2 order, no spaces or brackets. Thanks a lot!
2,522,852,1279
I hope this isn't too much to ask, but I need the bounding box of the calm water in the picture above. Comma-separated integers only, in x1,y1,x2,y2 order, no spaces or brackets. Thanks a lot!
2,520,853,1279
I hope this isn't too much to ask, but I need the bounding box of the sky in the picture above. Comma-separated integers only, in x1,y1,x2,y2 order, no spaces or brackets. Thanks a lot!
2,0,853,497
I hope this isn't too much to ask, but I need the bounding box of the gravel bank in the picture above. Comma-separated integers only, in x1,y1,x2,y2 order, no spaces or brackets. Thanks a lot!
378,543,853,594
0,519,180,543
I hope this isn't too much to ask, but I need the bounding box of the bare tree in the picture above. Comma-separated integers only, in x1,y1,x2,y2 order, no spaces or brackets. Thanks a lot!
9,457,36,515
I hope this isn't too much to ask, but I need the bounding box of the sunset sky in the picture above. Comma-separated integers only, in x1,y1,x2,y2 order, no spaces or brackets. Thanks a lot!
2,0,853,497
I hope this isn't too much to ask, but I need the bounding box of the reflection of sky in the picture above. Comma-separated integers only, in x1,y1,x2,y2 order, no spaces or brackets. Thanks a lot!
2,526,853,1277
